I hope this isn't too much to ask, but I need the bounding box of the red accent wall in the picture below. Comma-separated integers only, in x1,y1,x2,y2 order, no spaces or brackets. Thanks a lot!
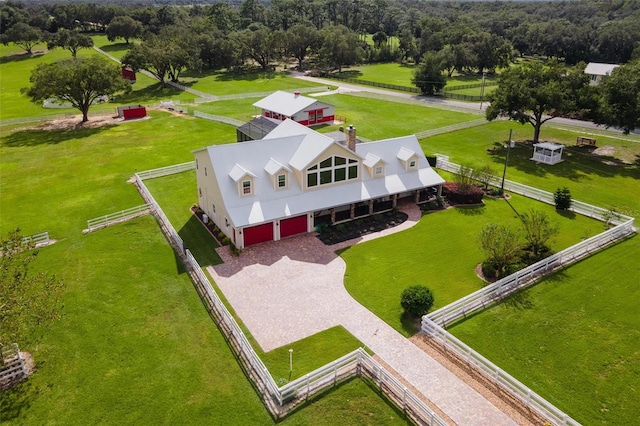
243,222,274,247
280,215,308,239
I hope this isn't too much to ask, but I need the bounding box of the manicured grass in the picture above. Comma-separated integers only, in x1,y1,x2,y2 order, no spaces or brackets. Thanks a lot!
448,236,640,425
342,191,603,337
336,62,497,94
0,113,410,424
144,170,223,267
420,120,640,216
260,326,369,383
0,43,191,121
309,94,479,139
0,110,235,238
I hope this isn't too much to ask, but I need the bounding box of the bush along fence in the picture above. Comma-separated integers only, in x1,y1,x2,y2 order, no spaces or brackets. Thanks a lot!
420,156,637,426
0,344,27,389
132,165,448,424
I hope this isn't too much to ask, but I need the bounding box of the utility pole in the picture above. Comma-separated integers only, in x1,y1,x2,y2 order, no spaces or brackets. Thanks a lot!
500,129,513,195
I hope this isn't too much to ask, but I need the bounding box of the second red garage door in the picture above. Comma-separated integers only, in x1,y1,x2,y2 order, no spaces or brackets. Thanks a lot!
243,222,274,247
280,215,308,239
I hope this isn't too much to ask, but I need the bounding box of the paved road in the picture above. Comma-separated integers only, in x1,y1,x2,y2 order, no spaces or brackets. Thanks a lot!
208,202,518,426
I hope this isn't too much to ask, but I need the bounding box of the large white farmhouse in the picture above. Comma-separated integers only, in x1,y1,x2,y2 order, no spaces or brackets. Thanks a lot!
193,119,445,248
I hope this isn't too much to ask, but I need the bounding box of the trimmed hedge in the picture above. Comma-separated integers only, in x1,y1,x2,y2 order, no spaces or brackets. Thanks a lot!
443,182,484,204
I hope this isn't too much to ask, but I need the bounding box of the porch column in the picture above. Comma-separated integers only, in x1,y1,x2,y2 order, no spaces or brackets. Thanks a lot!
414,190,420,204
437,184,443,198
350,203,355,219
392,194,398,208
330,208,336,224
369,200,374,215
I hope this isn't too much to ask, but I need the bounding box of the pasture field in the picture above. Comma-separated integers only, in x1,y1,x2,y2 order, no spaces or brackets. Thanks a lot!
0,112,408,424
449,236,640,425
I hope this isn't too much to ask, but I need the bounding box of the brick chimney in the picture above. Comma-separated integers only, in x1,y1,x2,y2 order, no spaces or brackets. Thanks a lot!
346,125,356,151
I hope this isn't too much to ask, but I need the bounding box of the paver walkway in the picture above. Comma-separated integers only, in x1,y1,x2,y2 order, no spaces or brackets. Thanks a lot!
208,202,517,426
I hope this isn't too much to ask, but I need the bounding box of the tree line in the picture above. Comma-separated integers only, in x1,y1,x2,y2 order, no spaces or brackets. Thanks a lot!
2,0,639,67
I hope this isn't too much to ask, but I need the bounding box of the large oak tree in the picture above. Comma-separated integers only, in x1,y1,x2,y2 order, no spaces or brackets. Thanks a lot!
596,60,640,134
22,56,131,122
486,62,592,143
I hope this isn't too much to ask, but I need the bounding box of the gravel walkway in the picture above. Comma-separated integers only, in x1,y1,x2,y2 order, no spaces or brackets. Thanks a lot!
208,202,517,425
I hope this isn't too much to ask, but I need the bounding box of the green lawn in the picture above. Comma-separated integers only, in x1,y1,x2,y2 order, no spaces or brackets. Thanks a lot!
0,112,409,424
342,189,603,337
420,120,640,215
448,236,640,425
335,62,497,96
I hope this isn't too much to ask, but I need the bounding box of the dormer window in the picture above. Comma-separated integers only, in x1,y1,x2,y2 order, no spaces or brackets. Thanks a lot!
277,174,287,188
242,180,252,195
363,153,385,178
397,148,419,171
264,158,291,191
375,166,383,175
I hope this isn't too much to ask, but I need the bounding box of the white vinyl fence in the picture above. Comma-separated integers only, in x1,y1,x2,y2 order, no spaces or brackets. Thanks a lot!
193,111,244,126
192,86,331,104
421,320,580,426
0,344,27,388
415,119,488,140
133,166,448,424
22,231,50,247
85,204,152,233
420,157,637,426
135,161,195,180
435,156,634,226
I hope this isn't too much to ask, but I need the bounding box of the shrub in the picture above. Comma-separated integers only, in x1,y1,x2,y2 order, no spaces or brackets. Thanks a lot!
443,182,484,204
401,285,435,317
554,187,572,210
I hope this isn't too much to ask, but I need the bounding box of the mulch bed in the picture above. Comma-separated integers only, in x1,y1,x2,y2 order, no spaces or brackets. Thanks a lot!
316,210,408,245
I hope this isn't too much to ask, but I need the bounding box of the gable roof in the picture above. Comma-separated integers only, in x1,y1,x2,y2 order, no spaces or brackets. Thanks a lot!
253,90,323,116
196,121,444,228
584,62,619,76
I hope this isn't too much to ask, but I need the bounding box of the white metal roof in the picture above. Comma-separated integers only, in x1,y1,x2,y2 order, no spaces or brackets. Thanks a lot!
200,120,445,228
533,142,564,150
252,90,326,116
584,62,619,76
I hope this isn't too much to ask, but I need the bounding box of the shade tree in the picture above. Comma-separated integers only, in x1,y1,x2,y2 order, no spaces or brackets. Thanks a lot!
22,56,131,122
0,22,42,54
106,15,144,44
486,62,592,143
596,60,640,134
46,28,94,58
412,51,446,95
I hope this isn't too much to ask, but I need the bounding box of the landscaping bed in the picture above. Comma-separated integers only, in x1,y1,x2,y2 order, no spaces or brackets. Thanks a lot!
316,210,408,245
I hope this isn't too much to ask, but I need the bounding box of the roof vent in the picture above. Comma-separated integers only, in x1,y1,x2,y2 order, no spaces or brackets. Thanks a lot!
294,91,300,97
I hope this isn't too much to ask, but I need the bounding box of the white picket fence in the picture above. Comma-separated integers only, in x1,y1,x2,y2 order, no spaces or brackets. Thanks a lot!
85,204,152,233
193,111,244,127
22,231,50,247
0,344,27,387
132,165,448,423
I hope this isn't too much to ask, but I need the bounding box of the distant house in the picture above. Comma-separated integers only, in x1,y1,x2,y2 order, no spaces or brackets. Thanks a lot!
252,91,335,126
584,62,619,85
194,119,444,248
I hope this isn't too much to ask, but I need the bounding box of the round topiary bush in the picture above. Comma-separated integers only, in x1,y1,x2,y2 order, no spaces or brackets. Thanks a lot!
401,285,435,317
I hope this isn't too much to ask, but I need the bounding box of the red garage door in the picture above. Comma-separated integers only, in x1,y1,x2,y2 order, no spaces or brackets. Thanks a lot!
280,215,308,239
243,222,274,247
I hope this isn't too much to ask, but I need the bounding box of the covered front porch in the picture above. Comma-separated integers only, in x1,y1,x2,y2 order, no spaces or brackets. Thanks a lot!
313,185,442,227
